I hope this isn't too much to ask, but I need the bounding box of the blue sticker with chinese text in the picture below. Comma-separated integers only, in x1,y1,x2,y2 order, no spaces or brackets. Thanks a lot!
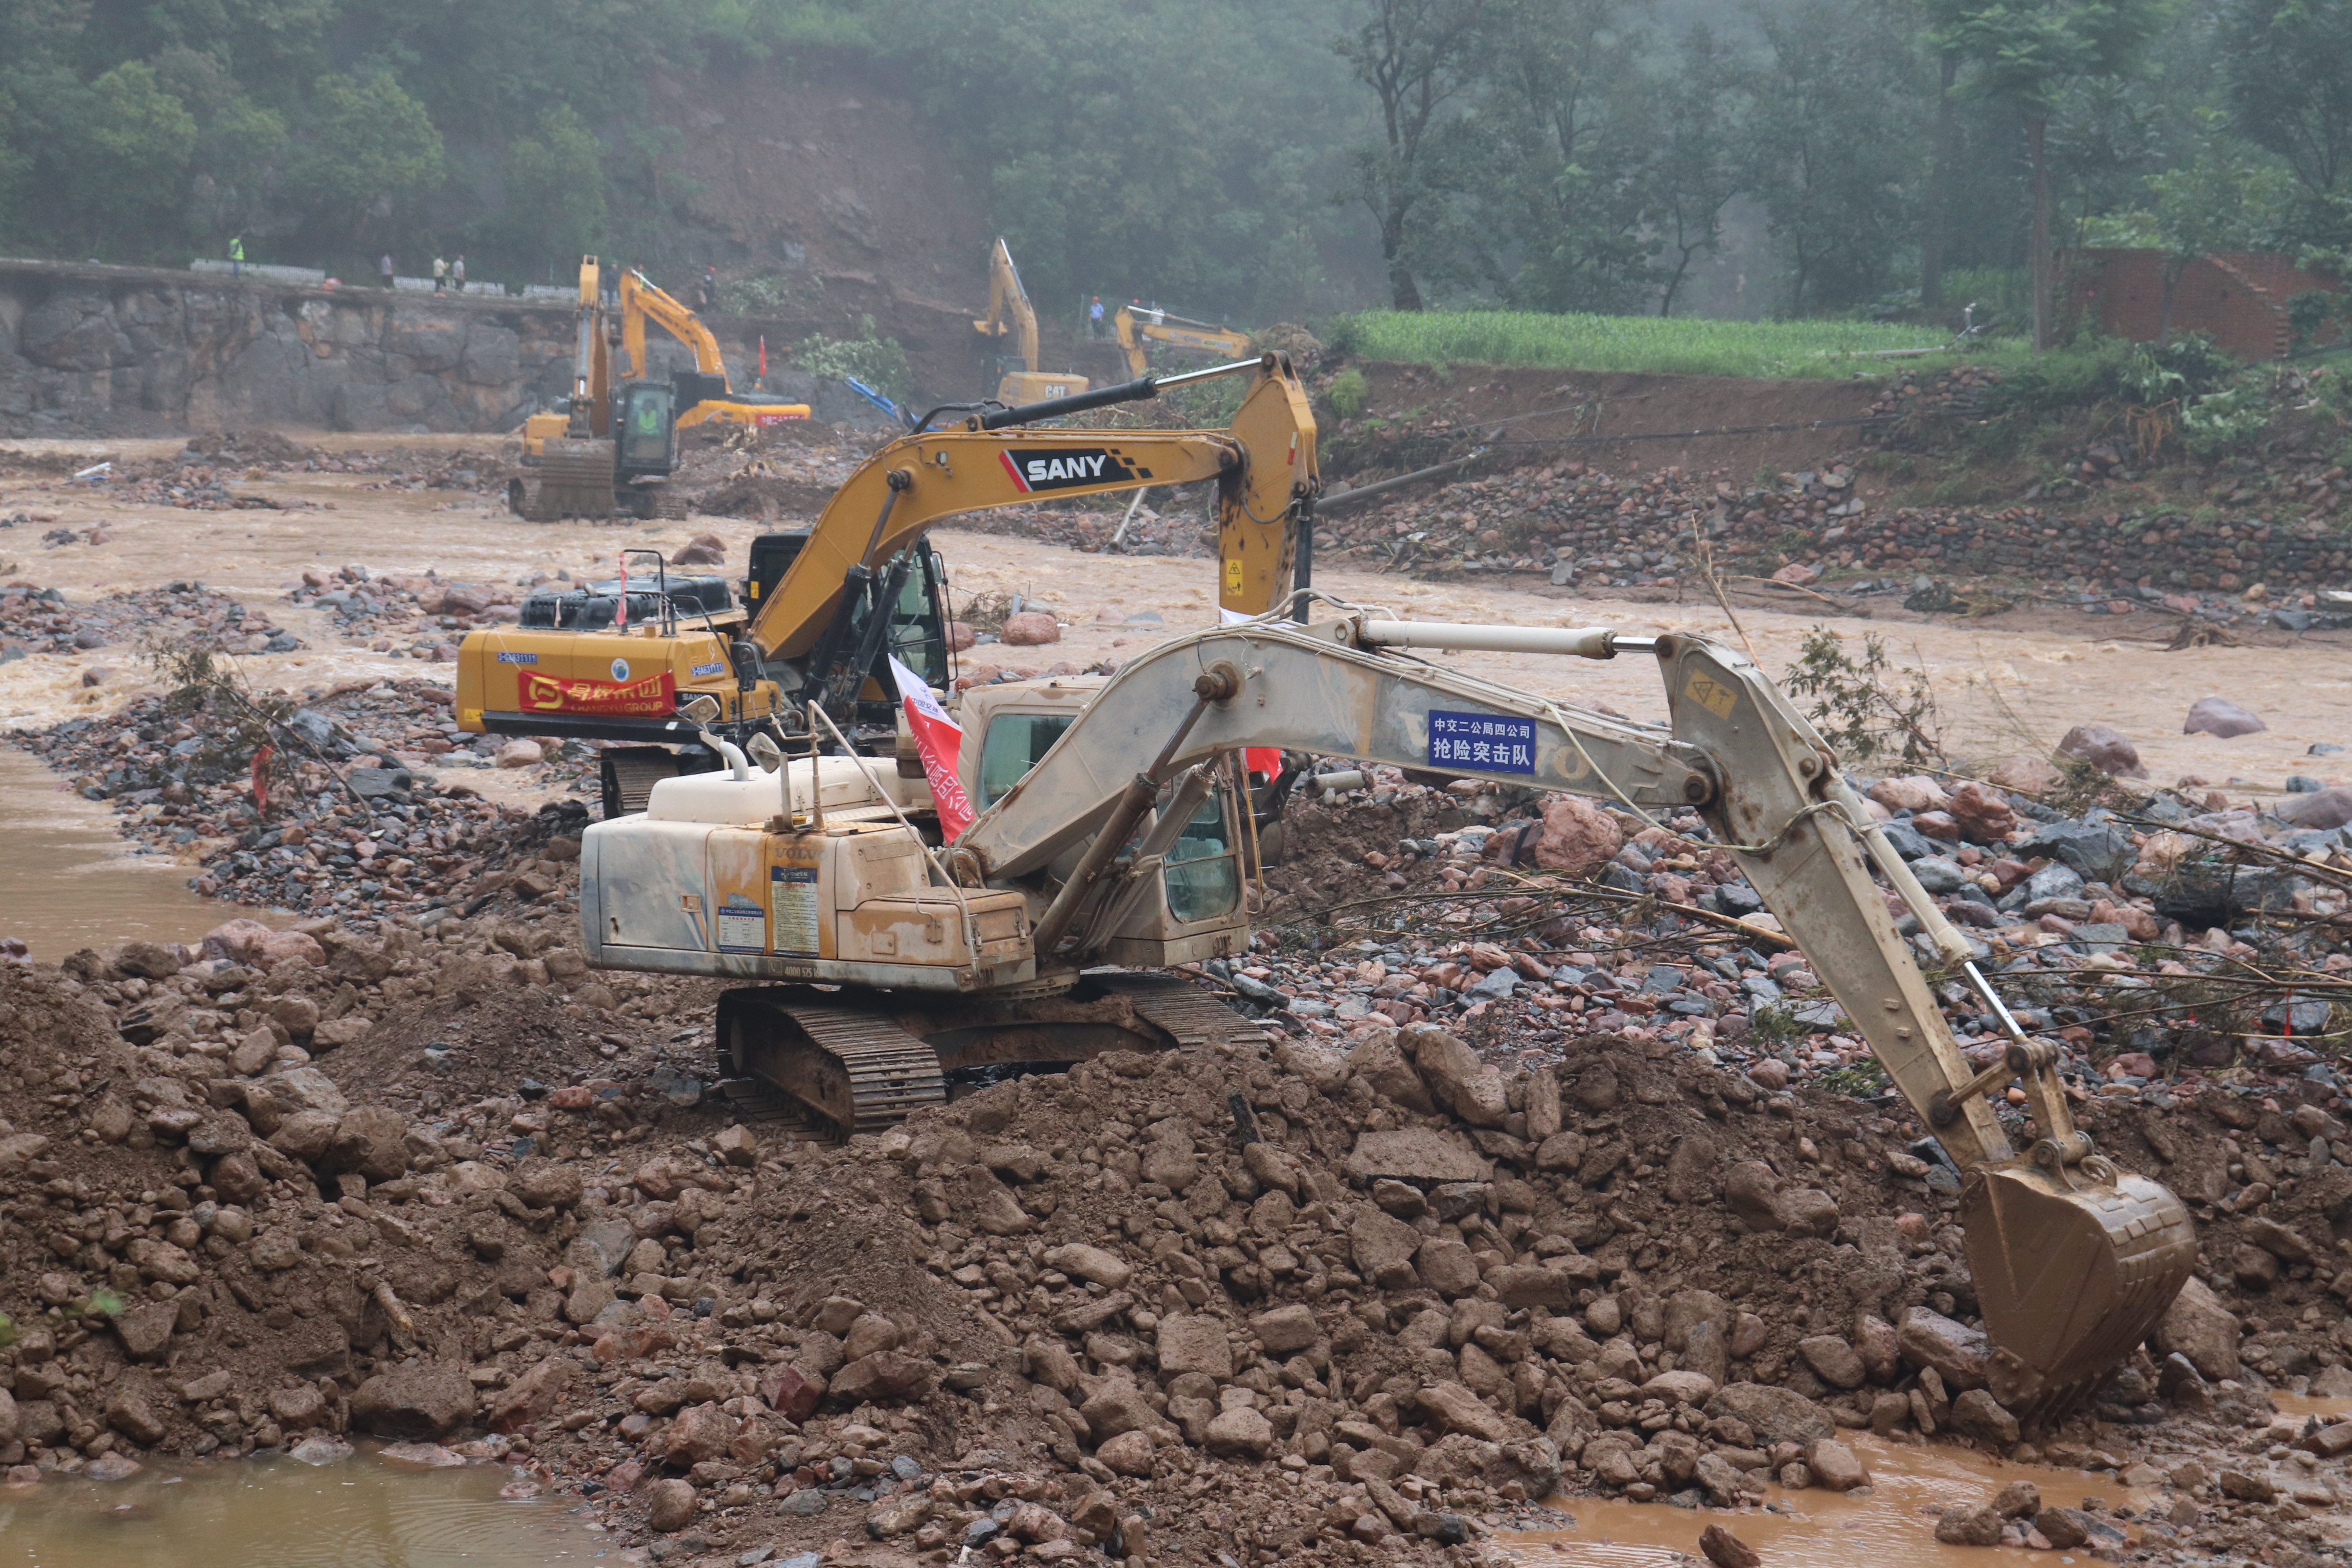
1428,711,1535,773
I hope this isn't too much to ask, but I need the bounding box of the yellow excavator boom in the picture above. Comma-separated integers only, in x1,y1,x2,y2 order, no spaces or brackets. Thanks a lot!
745,353,1319,664
973,238,1087,404
1113,303,1254,379
613,268,810,428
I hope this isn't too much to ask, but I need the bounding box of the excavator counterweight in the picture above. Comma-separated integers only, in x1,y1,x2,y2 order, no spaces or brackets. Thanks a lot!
581,611,2195,1423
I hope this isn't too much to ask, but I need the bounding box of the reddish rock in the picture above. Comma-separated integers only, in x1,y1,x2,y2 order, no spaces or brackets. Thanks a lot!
1000,611,1062,646
664,1402,738,1467
1946,781,2018,842
1532,795,1623,875
1699,1523,1761,1568
762,1363,828,1429
2056,724,2148,779
1807,1438,1869,1492
1935,1505,2004,1546
485,1356,577,1434
2277,788,2352,830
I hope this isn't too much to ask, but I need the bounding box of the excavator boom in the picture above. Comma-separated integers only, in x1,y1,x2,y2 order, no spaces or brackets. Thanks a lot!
954,614,2196,1423
1114,304,1254,379
744,354,1319,666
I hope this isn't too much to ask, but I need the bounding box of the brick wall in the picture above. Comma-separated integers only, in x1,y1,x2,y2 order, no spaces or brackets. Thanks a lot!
2061,249,2341,362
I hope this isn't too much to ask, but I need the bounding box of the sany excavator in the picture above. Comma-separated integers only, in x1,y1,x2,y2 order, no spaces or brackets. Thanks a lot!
973,238,1088,404
1114,302,1253,379
510,258,811,521
458,354,1320,817
577,610,2197,1425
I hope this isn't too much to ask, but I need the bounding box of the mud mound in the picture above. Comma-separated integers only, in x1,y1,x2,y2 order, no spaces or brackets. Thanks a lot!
692,472,841,519
180,430,318,465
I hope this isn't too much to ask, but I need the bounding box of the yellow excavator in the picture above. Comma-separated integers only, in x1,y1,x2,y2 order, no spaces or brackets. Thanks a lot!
578,609,2196,1426
1114,302,1253,379
972,238,1088,404
459,353,1319,816
510,258,811,521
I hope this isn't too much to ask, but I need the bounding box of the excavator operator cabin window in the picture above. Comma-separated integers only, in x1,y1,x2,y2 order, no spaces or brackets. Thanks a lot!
978,713,1075,806
1163,789,1240,922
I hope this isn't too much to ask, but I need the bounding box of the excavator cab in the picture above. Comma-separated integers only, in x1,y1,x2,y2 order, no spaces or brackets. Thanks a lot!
614,381,677,484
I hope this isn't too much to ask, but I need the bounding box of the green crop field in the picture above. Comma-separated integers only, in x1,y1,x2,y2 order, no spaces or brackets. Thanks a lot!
1335,309,2035,380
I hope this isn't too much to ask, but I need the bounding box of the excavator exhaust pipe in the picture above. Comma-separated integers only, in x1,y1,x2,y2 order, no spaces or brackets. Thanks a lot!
1964,1163,2198,1428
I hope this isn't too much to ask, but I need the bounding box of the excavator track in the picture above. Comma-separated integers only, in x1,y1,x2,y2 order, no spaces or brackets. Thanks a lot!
717,991,946,1138
1090,972,1270,1051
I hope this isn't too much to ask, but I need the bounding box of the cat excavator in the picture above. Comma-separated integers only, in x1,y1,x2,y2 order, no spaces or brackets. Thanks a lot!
577,609,2198,1427
508,259,811,521
457,353,1319,816
973,238,1089,404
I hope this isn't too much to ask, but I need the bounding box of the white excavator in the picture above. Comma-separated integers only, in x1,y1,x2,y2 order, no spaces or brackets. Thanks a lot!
578,606,2196,1424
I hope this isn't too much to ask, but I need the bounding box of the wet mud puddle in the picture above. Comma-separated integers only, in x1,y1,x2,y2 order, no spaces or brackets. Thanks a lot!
0,744,284,958
1501,1435,2156,1567
0,1449,607,1568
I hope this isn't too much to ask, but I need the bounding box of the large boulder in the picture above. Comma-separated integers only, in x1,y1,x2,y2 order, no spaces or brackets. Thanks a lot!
2153,1276,2241,1383
2184,696,2265,738
1402,1025,1509,1127
1532,795,1623,875
2056,724,2148,779
1702,1383,1831,1447
352,1363,477,1440
1897,1307,1989,1390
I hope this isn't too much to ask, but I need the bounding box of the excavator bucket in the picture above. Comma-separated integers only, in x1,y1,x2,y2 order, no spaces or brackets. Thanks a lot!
1963,1163,2198,1426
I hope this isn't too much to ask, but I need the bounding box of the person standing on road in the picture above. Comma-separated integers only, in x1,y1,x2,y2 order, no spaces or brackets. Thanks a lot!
229,233,245,279
452,254,466,293
379,252,395,290
433,254,447,294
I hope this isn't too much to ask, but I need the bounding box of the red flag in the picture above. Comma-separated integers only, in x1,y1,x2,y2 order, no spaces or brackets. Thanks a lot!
1243,747,1283,781
758,336,768,382
250,744,273,811
890,655,975,839
615,554,628,630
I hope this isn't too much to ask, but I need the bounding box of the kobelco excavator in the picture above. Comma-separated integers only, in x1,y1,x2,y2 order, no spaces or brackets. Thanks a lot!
458,354,1321,817
577,608,2196,1425
1113,302,1253,379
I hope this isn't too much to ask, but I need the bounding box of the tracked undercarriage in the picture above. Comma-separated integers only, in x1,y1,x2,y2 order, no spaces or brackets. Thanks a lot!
711,971,1264,1137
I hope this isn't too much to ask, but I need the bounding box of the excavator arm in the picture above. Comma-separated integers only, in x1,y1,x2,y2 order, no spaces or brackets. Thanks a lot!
1113,305,1255,379
743,354,1320,666
974,238,1041,376
956,613,2195,1424
619,268,726,381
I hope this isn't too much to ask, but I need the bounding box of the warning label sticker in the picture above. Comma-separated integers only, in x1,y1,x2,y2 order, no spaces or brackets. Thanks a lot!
715,895,767,954
770,865,819,957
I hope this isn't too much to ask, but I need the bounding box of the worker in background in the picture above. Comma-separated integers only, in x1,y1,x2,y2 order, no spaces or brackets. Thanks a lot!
452,254,466,293
433,254,447,294
379,252,395,290
229,233,244,279
700,266,718,312
1089,296,1104,338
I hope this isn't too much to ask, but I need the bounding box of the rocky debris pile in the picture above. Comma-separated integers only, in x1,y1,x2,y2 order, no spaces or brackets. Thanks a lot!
15,677,590,915
281,562,522,657
673,420,870,521
949,500,1211,560
0,841,2341,1561
1308,455,2352,604
1862,365,2007,423
0,581,303,660
1238,766,2350,1089
0,941,720,1483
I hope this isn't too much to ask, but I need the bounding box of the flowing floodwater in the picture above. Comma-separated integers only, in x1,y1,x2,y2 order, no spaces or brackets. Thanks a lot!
1500,1434,2156,1568
0,745,284,958
0,1449,610,1568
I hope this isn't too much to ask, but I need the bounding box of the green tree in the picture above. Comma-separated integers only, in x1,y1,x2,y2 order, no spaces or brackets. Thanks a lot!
501,104,606,269
152,46,289,243
293,71,443,242
1751,0,1929,314
2219,0,2352,198
1935,0,2173,350
1459,0,1656,313
1649,25,1752,316
75,60,199,257
1335,0,1492,309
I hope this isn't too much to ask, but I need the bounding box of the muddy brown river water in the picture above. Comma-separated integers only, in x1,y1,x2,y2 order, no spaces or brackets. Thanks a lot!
0,1449,608,1568
0,746,290,958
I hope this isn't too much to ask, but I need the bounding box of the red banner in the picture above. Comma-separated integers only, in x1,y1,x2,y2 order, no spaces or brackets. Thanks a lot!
890,655,975,840
519,669,677,716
